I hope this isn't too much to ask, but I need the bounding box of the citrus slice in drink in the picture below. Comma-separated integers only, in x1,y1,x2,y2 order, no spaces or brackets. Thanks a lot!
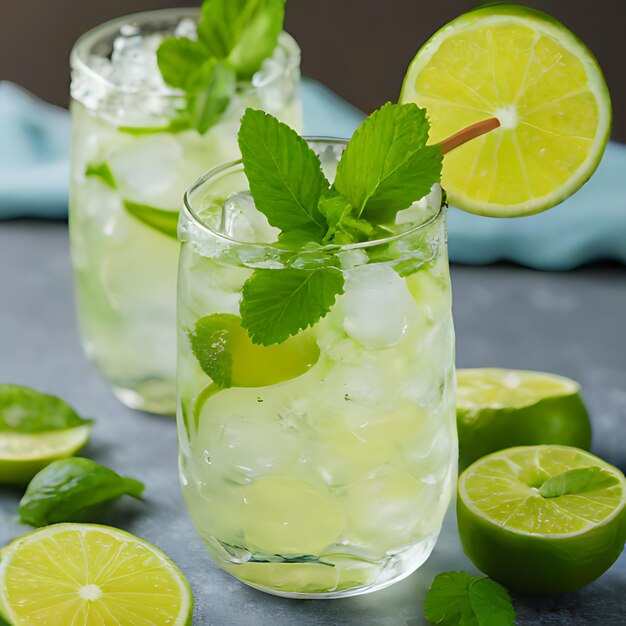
0,425,91,485
457,445,626,593
456,368,591,469
400,5,612,216
0,523,193,625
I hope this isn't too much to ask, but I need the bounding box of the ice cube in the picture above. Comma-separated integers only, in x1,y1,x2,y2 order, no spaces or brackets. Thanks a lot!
342,265,416,348
109,29,166,89
220,191,280,243
109,135,183,199
174,18,198,40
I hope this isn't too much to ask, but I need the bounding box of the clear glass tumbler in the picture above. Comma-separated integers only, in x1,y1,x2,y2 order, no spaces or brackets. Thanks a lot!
177,140,457,598
69,8,301,414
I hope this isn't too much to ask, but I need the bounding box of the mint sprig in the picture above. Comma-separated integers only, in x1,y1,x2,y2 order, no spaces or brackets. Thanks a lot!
233,102,441,345
156,0,286,134
538,466,618,498
424,571,516,626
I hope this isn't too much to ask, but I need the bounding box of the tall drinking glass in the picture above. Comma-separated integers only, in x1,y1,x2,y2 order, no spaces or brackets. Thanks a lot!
177,140,457,598
69,9,301,413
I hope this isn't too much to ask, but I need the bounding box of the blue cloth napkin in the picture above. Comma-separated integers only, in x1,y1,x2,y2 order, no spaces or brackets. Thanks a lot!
1,79,624,270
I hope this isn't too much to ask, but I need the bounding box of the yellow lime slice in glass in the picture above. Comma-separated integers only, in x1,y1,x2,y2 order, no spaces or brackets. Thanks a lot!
458,445,626,593
456,368,591,469
0,523,193,625
0,425,91,485
400,5,611,216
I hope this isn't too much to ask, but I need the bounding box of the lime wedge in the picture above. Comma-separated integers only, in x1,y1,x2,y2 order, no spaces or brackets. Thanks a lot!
400,5,611,216
0,523,193,625
0,425,91,485
456,368,591,469
458,445,626,593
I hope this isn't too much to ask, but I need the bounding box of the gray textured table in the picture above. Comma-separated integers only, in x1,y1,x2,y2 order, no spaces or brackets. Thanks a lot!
1,220,625,625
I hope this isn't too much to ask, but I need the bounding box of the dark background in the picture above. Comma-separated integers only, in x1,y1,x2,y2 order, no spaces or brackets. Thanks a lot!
1,0,624,141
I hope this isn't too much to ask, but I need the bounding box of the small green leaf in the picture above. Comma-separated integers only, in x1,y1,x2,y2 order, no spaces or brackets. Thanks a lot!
156,36,211,90
85,162,117,189
238,108,329,240
240,267,344,345
19,458,144,527
188,59,236,134
424,571,516,626
0,385,91,433
123,201,180,239
188,314,238,388
334,102,442,223
539,466,618,499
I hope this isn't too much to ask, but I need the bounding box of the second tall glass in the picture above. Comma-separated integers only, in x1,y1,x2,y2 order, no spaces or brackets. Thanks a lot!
69,8,301,413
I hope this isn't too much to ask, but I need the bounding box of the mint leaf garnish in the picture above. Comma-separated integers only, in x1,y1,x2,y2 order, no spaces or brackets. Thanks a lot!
156,37,211,91
188,314,237,388
85,162,117,189
539,466,618,499
19,458,144,527
0,385,91,433
238,109,329,240
188,60,236,134
334,102,442,223
123,201,179,239
424,571,516,626
241,268,344,345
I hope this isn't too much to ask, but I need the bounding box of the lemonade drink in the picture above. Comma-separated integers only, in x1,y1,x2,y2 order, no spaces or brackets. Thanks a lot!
177,139,457,597
69,9,301,413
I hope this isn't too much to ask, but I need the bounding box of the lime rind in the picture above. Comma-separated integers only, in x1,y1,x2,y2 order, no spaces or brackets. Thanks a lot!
400,4,612,217
0,523,193,626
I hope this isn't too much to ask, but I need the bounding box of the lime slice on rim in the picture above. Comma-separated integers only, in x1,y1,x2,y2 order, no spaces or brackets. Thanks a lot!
456,368,591,469
0,425,91,485
400,5,612,216
0,523,193,625
458,445,626,593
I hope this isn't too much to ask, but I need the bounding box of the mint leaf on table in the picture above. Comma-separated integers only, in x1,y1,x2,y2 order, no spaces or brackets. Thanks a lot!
123,200,180,240
85,162,117,189
238,108,329,241
19,458,144,527
0,385,91,433
333,102,442,224
424,571,516,626
539,466,618,498
240,267,344,345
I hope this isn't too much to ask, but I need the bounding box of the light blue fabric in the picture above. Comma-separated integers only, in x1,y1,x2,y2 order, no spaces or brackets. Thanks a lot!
1,79,624,270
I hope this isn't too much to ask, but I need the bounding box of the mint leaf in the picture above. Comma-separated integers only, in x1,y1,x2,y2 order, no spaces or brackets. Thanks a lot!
188,314,238,388
238,108,329,240
188,59,236,133
85,162,117,189
156,37,211,91
334,102,442,223
240,267,344,345
424,571,516,626
123,201,179,239
19,458,144,527
539,466,618,498
199,0,285,77
0,385,91,433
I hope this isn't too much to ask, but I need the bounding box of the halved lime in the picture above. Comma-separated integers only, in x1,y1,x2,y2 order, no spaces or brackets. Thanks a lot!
456,368,591,469
0,523,193,625
458,445,626,593
400,5,611,216
0,425,91,485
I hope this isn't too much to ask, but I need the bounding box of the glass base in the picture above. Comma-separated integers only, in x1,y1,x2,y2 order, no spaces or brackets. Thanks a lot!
112,379,176,416
213,534,439,599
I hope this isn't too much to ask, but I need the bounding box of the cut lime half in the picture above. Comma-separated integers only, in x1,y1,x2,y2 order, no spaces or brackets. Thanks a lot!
458,445,626,593
0,425,91,485
456,368,591,469
400,5,611,216
0,523,193,625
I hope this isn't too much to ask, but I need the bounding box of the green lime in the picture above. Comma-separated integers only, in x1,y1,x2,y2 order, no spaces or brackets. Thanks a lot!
458,445,626,593
0,425,91,485
0,523,193,625
456,368,591,470
400,4,611,217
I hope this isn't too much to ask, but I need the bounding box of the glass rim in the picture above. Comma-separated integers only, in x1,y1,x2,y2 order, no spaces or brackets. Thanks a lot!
182,137,444,253
70,7,299,98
